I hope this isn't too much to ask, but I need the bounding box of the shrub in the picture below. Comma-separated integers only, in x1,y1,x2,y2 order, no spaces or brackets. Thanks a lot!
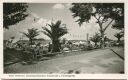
4,47,22,63
43,50,47,54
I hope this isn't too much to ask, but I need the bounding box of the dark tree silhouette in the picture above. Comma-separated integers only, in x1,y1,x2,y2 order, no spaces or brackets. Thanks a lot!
70,3,124,48
3,3,28,29
112,15,124,30
42,20,68,52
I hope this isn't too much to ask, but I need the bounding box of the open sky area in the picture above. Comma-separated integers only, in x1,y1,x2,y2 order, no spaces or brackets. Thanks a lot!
4,3,121,41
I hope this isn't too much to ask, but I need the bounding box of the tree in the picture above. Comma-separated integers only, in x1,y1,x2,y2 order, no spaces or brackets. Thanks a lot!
3,3,28,29
42,20,68,52
22,28,39,45
112,15,124,30
114,32,123,43
70,3,124,48
90,33,101,47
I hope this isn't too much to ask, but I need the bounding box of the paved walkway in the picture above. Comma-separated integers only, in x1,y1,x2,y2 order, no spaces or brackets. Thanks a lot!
4,47,124,74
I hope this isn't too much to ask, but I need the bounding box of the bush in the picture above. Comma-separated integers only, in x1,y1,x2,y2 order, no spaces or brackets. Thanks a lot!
4,47,22,63
87,45,93,50
81,45,93,51
43,50,47,54
21,50,33,62
80,45,88,51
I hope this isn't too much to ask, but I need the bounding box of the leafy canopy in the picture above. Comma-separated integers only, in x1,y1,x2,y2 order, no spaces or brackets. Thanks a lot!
3,3,28,29
70,3,124,30
22,28,39,40
90,33,101,43
42,20,68,40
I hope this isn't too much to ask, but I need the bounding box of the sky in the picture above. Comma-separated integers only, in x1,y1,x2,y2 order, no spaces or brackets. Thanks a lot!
4,3,121,41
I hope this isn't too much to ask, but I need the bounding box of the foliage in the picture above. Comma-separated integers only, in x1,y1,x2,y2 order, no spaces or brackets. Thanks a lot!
114,32,123,42
20,43,45,63
22,28,40,45
70,3,124,27
4,36,15,48
4,47,22,64
3,3,28,29
81,44,93,51
42,20,68,52
90,33,101,47
70,3,124,48
112,15,124,30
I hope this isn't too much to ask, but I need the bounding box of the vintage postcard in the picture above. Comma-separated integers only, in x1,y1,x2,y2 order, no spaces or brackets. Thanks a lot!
3,2,124,74
0,0,128,79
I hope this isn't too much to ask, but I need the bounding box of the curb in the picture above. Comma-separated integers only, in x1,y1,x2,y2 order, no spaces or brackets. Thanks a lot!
110,49,124,60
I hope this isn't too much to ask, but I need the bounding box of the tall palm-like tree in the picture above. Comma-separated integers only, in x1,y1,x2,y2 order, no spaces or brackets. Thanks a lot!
22,28,39,46
42,20,68,52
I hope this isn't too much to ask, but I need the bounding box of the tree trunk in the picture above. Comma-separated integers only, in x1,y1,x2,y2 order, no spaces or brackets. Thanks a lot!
117,38,121,43
98,23,105,48
29,39,33,47
100,31,105,48
52,40,60,52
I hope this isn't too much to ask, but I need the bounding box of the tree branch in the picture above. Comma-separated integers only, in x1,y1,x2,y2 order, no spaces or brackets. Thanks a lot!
103,19,114,32
94,15,103,29
94,15,99,21
98,15,102,21
101,17,105,23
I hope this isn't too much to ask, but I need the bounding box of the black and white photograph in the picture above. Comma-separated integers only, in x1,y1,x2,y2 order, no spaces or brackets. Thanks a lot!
3,3,124,74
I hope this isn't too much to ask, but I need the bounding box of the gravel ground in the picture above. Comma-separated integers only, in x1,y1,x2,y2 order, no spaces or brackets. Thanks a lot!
4,47,124,74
